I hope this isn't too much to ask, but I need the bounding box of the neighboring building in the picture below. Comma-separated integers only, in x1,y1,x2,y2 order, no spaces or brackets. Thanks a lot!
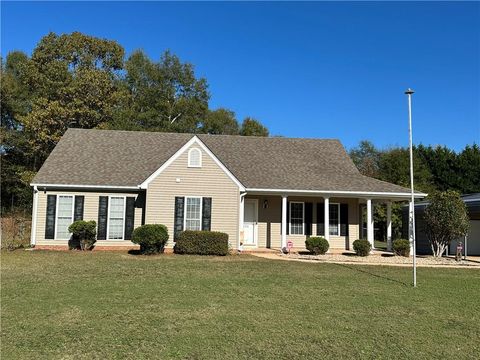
403,193,480,256
30,129,425,251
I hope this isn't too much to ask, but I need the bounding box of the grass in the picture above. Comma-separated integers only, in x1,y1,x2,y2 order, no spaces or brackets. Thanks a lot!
374,239,388,250
2,251,480,359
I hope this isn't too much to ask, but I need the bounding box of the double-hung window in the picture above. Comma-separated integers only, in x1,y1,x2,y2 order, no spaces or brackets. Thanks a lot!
108,197,125,240
184,197,202,231
56,195,74,239
289,202,304,235
329,203,340,236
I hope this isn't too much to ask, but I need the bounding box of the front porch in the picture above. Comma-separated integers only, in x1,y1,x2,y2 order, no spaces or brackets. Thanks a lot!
238,192,409,252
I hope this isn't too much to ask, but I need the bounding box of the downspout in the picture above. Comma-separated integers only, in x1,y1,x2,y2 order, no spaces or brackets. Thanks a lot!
30,185,39,247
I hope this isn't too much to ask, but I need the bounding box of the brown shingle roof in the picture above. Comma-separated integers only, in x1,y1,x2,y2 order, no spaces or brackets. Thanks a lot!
33,128,415,194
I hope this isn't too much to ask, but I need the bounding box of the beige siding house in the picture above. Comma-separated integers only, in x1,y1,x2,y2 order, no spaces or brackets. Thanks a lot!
30,129,425,251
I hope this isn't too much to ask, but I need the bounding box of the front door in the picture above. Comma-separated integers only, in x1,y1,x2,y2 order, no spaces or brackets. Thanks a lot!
243,199,258,246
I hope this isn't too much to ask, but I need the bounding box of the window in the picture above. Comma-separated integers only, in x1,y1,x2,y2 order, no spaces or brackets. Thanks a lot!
108,197,125,240
188,148,202,167
184,197,202,230
329,203,340,236
289,202,304,235
56,195,74,239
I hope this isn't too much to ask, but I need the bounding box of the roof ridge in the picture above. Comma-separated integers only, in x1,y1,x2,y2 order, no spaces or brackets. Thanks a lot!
66,128,340,142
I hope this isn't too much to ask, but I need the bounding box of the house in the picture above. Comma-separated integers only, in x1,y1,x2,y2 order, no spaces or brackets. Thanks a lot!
30,129,426,251
403,193,480,256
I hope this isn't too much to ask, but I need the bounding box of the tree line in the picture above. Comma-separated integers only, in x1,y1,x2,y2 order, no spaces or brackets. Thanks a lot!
349,141,480,240
1,32,269,212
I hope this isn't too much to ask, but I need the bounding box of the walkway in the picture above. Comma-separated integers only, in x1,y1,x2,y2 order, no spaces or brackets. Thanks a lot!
249,250,480,268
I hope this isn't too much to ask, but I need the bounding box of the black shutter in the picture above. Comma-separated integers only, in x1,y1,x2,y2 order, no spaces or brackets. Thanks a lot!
97,196,108,240
174,197,185,240
286,201,290,235
74,196,84,221
202,197,212,231
124,197,135,240
340,203,349,236
316,203,325,236
45,195,56,239
305,202,313,236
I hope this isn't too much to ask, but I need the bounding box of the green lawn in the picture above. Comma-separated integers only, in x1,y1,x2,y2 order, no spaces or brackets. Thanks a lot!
2,251,479,359
374,240,388,250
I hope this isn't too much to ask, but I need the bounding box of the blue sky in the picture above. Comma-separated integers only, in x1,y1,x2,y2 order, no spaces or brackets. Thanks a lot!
2,1,479,151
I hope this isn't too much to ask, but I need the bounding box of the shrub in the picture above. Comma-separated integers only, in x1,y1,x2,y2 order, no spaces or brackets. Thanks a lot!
174,231,229,256
131,224,169,255
305,237,329,255
68,220,97,250
1,215,31,250
353,239,371,256
392,239,410,257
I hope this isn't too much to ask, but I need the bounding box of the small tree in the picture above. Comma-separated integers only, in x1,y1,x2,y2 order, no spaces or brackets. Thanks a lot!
424,191,469,257
68,220,97,251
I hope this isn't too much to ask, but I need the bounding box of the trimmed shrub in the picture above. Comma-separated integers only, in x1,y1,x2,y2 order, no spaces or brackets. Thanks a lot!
174,231,229,256
68,220,97,250
305,237,329,255
392,239,410,257
353,239,371,257
131,224,169,255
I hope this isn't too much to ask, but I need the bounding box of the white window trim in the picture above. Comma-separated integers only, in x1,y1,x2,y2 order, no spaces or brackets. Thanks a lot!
106,195,126,241
289,201,305,235
329,203,341,236
54,194,75,240
187,147,202,168
184,196,203,231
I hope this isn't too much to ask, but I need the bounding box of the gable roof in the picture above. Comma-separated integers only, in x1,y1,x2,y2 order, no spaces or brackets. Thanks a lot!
32,128,419,195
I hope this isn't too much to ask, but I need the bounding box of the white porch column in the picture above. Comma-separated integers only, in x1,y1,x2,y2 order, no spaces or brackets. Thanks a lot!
238,194,245,249
30,186,38,246
366,198,374,248
324,197,330,242
386,201,392,251
281,195,287,249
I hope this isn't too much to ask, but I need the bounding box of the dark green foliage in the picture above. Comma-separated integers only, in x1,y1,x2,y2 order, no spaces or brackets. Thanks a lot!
424,191,470,257
240,117,269,136
305,236,329,255
174,230,229,256
349,140,380,178
68,220,97,250
131,224,169,255
200,108,239,135
353,239,371,256
392,239,410,257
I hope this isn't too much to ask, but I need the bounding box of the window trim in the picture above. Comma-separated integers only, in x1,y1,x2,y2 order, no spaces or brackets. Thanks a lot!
187,148,202,168
329,203,341,236
289,201,305,235
54,194,75,240
106,195,126,241
184,196,203,231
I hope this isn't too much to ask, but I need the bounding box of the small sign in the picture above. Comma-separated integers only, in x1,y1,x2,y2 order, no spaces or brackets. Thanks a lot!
287,240,293,249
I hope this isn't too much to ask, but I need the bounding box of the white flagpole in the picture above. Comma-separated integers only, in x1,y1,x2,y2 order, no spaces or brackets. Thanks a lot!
405,88,417,287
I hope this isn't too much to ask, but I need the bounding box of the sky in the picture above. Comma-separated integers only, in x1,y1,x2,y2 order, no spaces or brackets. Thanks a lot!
1,1,479,151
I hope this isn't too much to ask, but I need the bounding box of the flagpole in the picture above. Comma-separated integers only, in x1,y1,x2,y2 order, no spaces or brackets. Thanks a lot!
405,88,417,287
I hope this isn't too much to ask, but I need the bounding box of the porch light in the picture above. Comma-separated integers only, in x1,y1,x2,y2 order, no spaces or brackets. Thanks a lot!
263,199,269,209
